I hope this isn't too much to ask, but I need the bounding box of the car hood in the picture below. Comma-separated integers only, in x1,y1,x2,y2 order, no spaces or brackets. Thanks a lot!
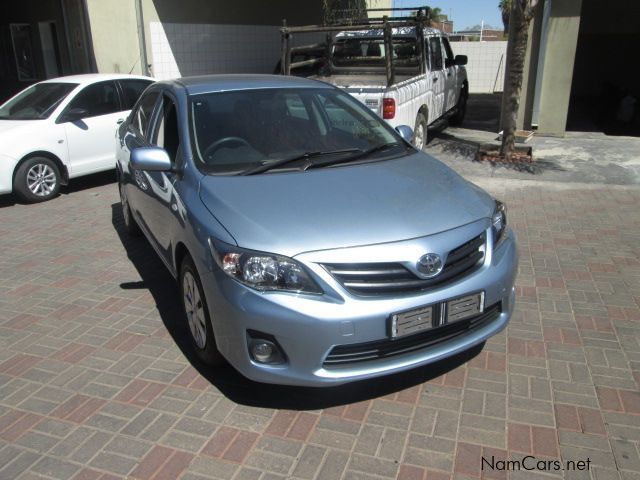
199,152,495,257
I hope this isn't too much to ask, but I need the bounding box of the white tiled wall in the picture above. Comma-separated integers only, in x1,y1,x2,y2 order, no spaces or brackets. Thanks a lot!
150,22,289,79
450,41,507,93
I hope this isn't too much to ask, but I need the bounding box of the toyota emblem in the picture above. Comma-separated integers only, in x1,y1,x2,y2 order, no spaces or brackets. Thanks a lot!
417,253,443,278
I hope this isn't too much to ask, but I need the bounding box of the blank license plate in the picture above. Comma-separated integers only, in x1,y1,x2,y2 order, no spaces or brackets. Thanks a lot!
390,292,484,339
446,292,484,323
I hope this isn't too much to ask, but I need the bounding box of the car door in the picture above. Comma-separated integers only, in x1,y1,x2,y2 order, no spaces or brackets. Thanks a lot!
60,80,125,176
442,37,458,112
427,36,446,123
138,93,182,260
121,89,161,233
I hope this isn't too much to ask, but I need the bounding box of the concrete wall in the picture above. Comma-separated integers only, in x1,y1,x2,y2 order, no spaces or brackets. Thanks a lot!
85,0,143,75
141,0,323,79
450,41,507,93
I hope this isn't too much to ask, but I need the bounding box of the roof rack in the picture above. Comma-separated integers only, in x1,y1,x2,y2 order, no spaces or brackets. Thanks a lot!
280,6,431,87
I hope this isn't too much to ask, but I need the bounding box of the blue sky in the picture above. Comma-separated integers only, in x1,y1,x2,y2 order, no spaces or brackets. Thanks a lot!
392,0,504,31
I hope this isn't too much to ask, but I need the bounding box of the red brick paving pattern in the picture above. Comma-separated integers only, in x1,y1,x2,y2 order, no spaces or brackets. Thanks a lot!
0,176,639,479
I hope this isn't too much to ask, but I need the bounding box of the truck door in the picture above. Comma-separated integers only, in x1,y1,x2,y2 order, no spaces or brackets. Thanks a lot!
427,36,446,122
442,37,458,111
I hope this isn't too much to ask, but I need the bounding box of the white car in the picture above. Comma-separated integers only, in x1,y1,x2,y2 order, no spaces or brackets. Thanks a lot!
0,73,154,202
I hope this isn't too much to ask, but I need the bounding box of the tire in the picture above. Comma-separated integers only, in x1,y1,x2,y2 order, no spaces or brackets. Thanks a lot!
413,112,428,150
13,156,61,203
179,255,225,366
449,88,468,126
118,181,141,236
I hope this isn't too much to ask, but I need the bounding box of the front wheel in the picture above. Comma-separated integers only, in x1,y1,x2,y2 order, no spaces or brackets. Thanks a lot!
413,112,428,150
13,157,61,203
180,256,225,366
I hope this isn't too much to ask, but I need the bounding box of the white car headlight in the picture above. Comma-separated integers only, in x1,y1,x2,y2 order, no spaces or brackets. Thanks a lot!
492,200,507,247
209,239,322,294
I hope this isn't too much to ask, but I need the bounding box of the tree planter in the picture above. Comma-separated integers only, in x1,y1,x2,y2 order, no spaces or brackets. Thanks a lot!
476,143,533,163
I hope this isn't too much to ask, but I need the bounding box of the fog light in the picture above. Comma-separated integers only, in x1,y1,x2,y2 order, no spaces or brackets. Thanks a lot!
248,335,285,365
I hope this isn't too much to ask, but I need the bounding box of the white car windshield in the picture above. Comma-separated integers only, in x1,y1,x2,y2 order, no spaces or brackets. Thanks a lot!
190,87,406,175
0,82,78,120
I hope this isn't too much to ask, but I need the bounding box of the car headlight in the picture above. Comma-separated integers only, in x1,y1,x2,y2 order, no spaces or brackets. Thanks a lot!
209,239,322,294
492,200,507,247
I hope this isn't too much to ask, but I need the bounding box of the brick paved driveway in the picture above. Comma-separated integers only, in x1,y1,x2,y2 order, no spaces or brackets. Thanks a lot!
0,173,638,480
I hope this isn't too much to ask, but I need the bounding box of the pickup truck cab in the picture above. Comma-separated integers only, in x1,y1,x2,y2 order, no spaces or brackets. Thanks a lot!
280,15,468,150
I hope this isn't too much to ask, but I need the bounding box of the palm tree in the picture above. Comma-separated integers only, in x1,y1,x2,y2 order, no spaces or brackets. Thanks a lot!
499,0,512,34
499,0,540,161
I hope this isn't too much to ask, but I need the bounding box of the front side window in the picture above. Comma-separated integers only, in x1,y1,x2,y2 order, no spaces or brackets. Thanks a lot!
0,82,78,120
189,88,405,175
428,37,443,70
442,37,455,65
119,79,153,110
151,96,180,162
66,81,120,118
132,91,159,139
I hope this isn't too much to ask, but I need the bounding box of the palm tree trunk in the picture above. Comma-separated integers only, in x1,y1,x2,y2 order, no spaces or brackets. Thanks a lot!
499,1,534,161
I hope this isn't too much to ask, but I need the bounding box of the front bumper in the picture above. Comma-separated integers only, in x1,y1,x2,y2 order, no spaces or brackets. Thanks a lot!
200,227,518,387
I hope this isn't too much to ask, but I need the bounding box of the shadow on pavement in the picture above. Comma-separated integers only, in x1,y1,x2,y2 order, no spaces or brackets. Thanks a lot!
111,203,483,410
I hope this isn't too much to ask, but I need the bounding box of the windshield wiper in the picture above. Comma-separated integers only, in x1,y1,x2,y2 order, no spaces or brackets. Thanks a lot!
305,142,403,170
242,148,361,175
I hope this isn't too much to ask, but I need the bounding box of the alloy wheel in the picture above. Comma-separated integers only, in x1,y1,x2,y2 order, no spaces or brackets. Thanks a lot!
27,164,57,197
183,271,207,349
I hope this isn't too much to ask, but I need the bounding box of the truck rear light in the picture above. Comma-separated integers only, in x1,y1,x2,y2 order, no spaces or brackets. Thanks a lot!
382,98,396,119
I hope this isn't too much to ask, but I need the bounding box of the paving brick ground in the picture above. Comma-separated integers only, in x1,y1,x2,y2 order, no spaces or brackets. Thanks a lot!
0,172,639,480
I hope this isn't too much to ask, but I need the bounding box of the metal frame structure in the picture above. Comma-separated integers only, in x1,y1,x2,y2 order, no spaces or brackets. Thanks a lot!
280,6,431,87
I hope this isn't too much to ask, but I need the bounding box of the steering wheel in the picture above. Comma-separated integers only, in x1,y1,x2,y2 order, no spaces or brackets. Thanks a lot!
202,137,251,162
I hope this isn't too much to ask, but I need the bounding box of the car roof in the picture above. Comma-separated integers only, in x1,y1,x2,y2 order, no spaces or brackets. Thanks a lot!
164,74,333,96
40,73,155,86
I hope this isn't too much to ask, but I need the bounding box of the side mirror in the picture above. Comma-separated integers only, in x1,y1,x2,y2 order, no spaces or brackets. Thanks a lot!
130,147,172,171
59,107,89,123
455,55,468,66
395,125,414,144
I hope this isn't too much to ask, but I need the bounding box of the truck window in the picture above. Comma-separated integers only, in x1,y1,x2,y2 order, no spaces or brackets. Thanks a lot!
332,37,419,70
442,37,455,64
428,37,443,70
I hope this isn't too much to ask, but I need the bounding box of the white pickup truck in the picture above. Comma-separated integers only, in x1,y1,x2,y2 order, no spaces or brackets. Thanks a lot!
280,11,469,150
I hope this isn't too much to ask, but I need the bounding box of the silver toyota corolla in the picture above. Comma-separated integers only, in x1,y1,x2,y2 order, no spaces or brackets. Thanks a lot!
116,74,518,386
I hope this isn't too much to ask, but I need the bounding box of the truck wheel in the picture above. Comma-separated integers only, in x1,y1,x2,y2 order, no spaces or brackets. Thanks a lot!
413,113,428,150
180,255,225,367
118,181,141,236
13,157,61,203
449,89,468,126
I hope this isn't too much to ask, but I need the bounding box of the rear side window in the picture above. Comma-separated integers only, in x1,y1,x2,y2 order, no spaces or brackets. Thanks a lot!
119,79,153,110
66,81,120,118
428,37,443,70
132,91,159,139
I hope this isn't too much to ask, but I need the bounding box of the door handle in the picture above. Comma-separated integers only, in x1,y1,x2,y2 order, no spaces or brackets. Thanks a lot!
433,77,438,82
116,118,125,124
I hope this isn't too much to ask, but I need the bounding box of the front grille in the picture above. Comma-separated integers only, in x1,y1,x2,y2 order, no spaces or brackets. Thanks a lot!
323,233,485,296
323,302,501,368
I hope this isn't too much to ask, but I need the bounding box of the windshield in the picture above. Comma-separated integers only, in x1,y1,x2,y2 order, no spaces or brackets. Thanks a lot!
0,82,78,120
189,87,406,174
332,37,419,69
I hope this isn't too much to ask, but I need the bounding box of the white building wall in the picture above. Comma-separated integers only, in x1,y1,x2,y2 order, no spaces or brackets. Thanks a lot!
450,41,507,93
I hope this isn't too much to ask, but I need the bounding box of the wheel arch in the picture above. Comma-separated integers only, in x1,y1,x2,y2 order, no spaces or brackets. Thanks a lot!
417,104,429,125
174,241,190,277
14,151,69,186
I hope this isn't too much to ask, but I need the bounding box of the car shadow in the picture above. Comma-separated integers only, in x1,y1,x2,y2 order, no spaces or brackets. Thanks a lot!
111,203,484,410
